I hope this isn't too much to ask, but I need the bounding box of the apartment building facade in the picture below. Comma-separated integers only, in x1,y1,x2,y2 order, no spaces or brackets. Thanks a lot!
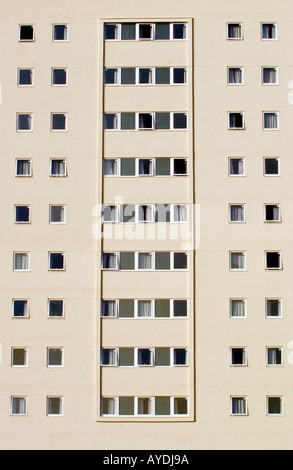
1,0,293,450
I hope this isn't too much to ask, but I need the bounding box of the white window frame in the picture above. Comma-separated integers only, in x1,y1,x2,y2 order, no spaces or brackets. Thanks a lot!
261,23,277,41
102,252,119,270
52,24,69,42
19,24,35,42
103,113,188,131
104,23,187,42
48,252,66,271
267,396,283,416
12,299,30,319
137,204,155,223
103,158,120,176
265,298,282,319
264,203,281,223
228,112,245,130
51,113,67,132
13,252,30,272
266,347,283,366
171,204,189,223
17,113,33,132
47,347,64,367
11,396,28,416
100,397,118,416
263,111,279,130
101,299,118,318
136,252,155,271
137,158,155,176
262,66,278,85
227,67,244,85
52,68,68,87
230,298,247,319
15,159,32,177
49,205,66,224
231,396,247,416
172,348,189,367
17,68,34,87
171,252,189,271
265,251,282,270
14,205,31,224
228,157,246,177
47,396,64,417
263,157,280,176
226,22,243,40
102,205,120,223
229,204,245,223
134,397,155,416
230,347,247,366
101,348,118,366
135,347,155,367
48,298,65,319
11,347,28,367
50,158,67,177
171,397,189,416
229,251,246,271
135,299,155,318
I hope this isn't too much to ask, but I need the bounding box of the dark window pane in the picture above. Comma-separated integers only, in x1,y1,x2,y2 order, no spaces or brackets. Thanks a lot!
121,68,136,84
174,159,187,175
156,158,170,176
52,114,66,130
120,252,135,270
174,253,187,269
104,24,117,40
173,24,186,39
104,69,117,84
155,23,170,40
155,252,170,270
53,25,68,41
19,69,33,85
121,113,135,130
15,206,30,222
265,158,279,175
121,160,135,176
173,113,187,129
139,113,153,129
155,113,170,129
139,24,152,39
155,68,170,84
155,348,170,366
49,300,64,317
20,25,34,41
49,253,64,270
173,300,187,317
53,69,67,85
13,300,28,317
119,299,134,318
155,299,170,318
121,204,136,222
173,68,186,83
121,23,136,40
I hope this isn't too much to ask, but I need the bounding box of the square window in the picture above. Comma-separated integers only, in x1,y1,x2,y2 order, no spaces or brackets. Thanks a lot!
120,113,135,130
227,23,242,40
267,397,282,415
173,68,187,84
155,299,170,318
138,159,154,176
155,204,171,223
49,252,65,271
173,300,188,317
104,24,118,40
138,113,153,130
48,348,64,367
12,348,28,367
172,23,186,40
53,24,69,41
155,23,170,40
231,397,247,415
18,69,34,86
230,252,246,271
119,348,134,366
228,67,243,85
17,113,33,132
50,159,67,176
121,68,136,84
265,251,282,270
11,397,27,416
173,398,188,415
119,397,134,416
137,348,153,366
229,204,245,222
14,253,30,271
173,159,188,175
138,253,153,270
266,299,282,318
155,113,170,130
173,113,187,129
138,205,154,223
264,204,280,222
267,347,282,365
48,299,64,318
47,397,63,416
101,397,116,415
155,68,170,84
121,159,135,176
173,252,188,270
228,112,244,129
230,299,246,318
50,205,66,224
103,159,118,176
15,205,30,223
52,68,68,86
155,348,170,366
13,299,29,318
101,349,117,366
102,205,118,223
137,398,152,415
137,300,152,318
156,158,170,176
155,397,170,416
19,25,34,42
230,347,247,366
121,204,136,222
138,68,153,84
155,252,170,270
229,158,245,176
263,112,279,130
139,24,153,40
119,299,134,318
262,23,277,40
264,158,279,176
173,205,188,222
16,159,32,176
104,68,118,85
102,253,118,270
104,113,118,130
120,252,135,270
121,23,136,40
101,300,117,318
262,67,278,84
173,348,187,366
51,113,67,131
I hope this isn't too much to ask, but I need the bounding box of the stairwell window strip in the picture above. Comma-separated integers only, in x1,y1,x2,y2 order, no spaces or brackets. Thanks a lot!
103,112,188,130
104,22,187,41
103,158,188,177
104,67,188,85
101,252,189,271
101,299,188,319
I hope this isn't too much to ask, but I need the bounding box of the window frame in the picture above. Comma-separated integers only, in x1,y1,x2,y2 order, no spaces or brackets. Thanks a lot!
228,112,245,130
12,299,30,319
263,157,280,176
227,67,244,85
229,204,246,223
262,66,278,85
50,158,67,177
19,24,35,42
228,157,246,177
46,396,64,417
229,251,246,271
261,23,277,41
266,347,283,366
11,347,28,367
14,205,31,224
17,113,33,132
230,347,247,366
13,252,30,272
265,251,282,270
17,68,34,87
104,22,188,42
226,22,243,40
49,205,66,224
230,298,247,319
231,396,248,416
11,396,28,416
267,396,283,416
52,24,69,42
51,113,67,132
48,252,66,271
52,68,68,87
264,203,281,223
47,347,64,367
263,111,279,131
15,159,32,177
265,298,282,319
48,299,65,319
